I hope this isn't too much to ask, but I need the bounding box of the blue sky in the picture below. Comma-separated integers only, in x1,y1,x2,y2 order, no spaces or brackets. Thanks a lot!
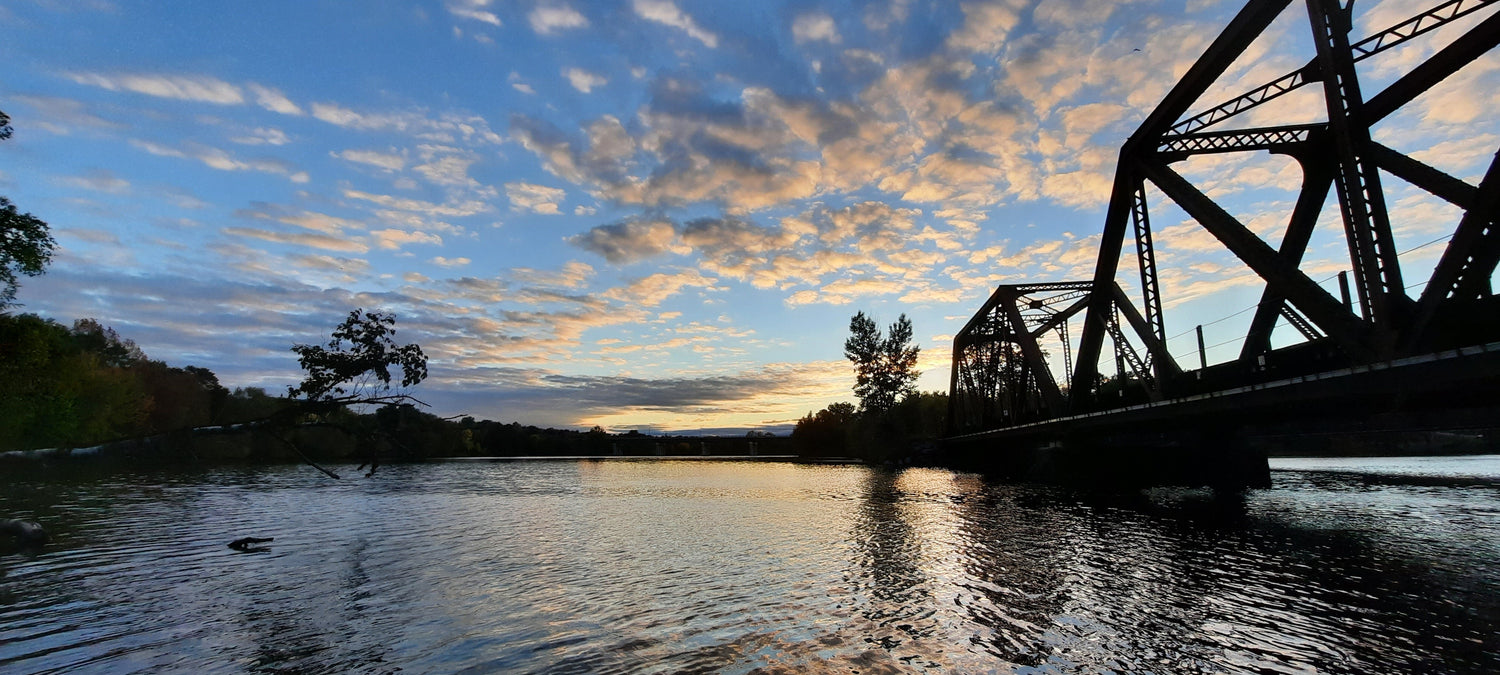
2,0,1495,433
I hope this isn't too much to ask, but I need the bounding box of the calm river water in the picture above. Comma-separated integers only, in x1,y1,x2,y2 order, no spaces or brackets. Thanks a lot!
1,457,1497,673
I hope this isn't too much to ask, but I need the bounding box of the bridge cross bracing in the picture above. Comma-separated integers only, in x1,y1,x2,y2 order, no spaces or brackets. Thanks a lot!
949,0,1500,436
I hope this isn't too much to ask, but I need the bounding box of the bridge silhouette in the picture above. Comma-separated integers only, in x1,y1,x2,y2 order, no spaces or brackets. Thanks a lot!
945,0,1500,487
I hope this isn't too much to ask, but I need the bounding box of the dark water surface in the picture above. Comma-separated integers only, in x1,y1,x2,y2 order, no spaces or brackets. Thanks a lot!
1,458,1497,673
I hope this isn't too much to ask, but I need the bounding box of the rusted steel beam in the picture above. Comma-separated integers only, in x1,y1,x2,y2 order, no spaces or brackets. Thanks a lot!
1308,0,1406,328
1409,152,1500,345
1072,161,1139,410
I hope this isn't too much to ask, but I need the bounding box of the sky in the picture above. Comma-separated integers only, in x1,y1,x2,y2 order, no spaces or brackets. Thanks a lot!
2,0,1496,434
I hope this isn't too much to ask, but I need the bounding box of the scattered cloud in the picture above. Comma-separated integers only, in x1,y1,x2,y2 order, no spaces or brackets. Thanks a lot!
506,182,566,214
230,127,291,146
632,0,717,48
246,83,303,115
66,71,244,104
792,12,840,44
529,4,588,34
446,0,501,26
336,148,405,171
372,228,443,250
56,169,130,194
564,68,607,93
568,218,684,263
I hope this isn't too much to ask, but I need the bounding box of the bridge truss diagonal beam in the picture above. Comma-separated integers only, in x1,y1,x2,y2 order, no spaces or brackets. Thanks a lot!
1141,161,1374,359
1241,161,1336,359
1368,142,1480,208
1407,151,1500,347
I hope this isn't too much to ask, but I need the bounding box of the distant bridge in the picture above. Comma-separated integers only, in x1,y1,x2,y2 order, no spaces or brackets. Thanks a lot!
946,0,1500,487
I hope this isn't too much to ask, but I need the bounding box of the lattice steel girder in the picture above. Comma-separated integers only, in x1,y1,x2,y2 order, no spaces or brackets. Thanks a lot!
1030,295,1091,338
998,290,1065,411
954,282,1093,351
1142,161,1376,359
1281,304,1324,340
1168,0,1497,136
1365,7,1500,123
1158,124,1321,160
1131,0,1294,147
1008,281,1096,294
1310,0,1408,328
1241,160,1335,360
1349,0,1495,57
1110,283,1182,378
1131,183,1167,348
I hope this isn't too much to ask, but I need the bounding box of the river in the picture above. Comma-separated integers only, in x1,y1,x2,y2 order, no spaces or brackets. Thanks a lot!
1,456,1496,673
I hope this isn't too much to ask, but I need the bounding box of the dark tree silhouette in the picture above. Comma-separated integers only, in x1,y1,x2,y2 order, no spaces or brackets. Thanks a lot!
1,107,56,307
289,309,427,403
279,309,430,478
844,312,920,414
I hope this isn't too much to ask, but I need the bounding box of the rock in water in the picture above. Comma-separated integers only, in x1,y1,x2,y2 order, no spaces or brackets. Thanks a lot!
1,519,48,545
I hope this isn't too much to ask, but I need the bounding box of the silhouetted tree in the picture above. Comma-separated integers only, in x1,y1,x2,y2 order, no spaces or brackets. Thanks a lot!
792,401,858,457
844,311,920,414
289,308,427,403
0,198,54,308
279,309,430,477
0,110,56,307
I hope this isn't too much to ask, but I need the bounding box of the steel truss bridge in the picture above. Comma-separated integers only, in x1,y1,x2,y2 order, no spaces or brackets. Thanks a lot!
946,0,1500,485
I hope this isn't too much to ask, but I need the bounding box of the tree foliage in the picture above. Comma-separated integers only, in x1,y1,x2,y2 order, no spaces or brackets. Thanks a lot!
791,401,858,456
844,311,920,414
0,314,232,450
288,309,427,403
0,109,55,307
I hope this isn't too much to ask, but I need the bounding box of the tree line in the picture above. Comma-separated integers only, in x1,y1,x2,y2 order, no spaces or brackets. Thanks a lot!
0,313,265,451
0,311,790,463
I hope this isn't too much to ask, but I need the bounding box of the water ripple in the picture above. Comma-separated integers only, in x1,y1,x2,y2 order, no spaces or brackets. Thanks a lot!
2,460,1498,673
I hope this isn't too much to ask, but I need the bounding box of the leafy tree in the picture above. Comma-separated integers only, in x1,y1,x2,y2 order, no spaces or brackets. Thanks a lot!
280,309,430,477
792,401,858,457
1,198,55,308
844,311,921,414
0,314,150,449
289,309,427,403
70,318,146,367
0,109,56,307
